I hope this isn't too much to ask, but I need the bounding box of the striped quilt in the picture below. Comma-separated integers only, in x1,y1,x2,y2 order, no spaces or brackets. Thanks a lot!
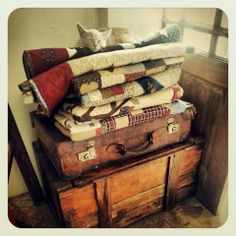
61,85,183,122
19,43,186,115
80,67,181,107
71,56,184,96
54,100,188,141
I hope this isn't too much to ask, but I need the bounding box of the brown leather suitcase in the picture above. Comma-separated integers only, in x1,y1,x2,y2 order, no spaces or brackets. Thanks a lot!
33,138,203,228
31,106,195,180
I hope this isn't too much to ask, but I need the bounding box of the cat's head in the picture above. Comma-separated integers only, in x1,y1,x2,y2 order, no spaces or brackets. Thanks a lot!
77,23,112,52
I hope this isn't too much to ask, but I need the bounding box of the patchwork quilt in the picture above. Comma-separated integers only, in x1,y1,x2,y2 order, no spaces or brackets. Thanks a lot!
71,56,184,96
80,67,181,107
19,43,186,115
54,100,187,141
62,85,183,122
22,24,181,79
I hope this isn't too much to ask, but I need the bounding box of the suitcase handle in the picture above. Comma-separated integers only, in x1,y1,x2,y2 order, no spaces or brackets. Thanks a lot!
108,132,154,155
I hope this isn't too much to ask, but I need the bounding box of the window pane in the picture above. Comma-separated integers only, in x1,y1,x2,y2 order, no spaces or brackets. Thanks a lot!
165,9,184,22
183,28,211,53
184,8,216,27
216,37,228,59
221,12,228,28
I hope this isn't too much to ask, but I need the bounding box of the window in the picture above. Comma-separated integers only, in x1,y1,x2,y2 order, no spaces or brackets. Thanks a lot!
163,8,228,62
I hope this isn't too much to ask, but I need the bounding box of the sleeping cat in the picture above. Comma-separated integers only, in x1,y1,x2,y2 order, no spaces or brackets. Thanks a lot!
77,23,141,52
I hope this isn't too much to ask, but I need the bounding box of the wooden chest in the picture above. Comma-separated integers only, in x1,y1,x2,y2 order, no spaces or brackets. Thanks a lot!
33,138,203,228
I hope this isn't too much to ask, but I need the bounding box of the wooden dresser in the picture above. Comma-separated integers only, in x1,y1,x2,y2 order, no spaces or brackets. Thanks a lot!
180,54,228,213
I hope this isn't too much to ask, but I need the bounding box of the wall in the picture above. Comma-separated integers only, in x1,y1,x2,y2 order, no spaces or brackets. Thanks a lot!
107,8,163,37
8,8,99,197
217,177,228,225
97,8,108,28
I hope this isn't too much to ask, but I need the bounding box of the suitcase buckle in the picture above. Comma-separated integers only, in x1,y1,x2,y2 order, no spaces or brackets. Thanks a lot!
77,141,96,162
167,118,180,134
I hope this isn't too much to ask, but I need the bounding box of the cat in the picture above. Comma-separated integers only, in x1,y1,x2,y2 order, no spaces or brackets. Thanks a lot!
77,23,141,52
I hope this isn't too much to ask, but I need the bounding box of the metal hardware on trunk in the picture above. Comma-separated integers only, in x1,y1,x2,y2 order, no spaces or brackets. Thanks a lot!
167,117,175,124
168,123,180,134
87,140,95,147
167,154,175,159
77,141,96,162
167,117,180,134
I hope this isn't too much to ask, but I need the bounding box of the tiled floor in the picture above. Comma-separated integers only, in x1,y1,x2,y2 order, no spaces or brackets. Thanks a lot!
8,193,222,228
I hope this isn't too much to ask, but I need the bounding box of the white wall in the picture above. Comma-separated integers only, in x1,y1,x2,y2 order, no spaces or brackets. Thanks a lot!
8,8,99,197
216,177,228,226
107,8,163,37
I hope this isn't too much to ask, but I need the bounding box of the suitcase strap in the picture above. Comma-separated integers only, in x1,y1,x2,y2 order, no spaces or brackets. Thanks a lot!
109,132,154,156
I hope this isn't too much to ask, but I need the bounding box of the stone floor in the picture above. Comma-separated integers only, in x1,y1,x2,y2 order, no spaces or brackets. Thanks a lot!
8,193,221,228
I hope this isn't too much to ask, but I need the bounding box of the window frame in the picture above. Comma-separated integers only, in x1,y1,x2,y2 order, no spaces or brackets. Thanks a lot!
162,8,228,63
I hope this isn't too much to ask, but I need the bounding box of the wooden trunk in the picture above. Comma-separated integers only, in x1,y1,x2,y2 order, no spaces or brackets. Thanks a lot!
33,138,203,228
31,108,194,180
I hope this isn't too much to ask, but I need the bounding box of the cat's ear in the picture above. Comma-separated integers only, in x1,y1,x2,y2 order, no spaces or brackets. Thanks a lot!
102,29,112,39
77,23,88,37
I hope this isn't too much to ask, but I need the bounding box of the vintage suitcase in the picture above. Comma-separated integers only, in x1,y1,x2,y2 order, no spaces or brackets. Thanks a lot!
33,138,203,228
31,106,195,180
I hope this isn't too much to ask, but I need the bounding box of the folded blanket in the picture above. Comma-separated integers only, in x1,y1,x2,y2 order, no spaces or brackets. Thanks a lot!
19,43,186,115
80,67,181,107
141,24,180,46
54,99,187,141
23,24,181,79
62,85,183,122
72,56,184,96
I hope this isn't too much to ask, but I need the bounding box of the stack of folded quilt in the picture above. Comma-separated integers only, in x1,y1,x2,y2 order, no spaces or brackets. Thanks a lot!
19,24,193,142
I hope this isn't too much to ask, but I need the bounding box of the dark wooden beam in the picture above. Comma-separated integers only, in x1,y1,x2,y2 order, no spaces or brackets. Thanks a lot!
8,104,44,204
209,9,224,58
8,143,15,181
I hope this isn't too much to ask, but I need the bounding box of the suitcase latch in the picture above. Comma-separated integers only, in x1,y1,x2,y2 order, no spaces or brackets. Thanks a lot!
167,117,180,134
77,141,96,162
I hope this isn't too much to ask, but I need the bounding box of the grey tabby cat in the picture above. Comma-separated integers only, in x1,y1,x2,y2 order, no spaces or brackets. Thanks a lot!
77,23,141,52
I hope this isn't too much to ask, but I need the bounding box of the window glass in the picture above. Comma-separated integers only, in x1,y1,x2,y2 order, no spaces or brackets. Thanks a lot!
221,12,228,28
216,36,228,59
184,9,216,27
164,8,228,61
183,28,211,53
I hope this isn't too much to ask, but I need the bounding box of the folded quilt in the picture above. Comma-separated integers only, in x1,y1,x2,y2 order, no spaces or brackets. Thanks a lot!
80,67,181,107
19,43,185,115
23,24,181,79
72,56,184,96
62,85,183,122
54,99,187,141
